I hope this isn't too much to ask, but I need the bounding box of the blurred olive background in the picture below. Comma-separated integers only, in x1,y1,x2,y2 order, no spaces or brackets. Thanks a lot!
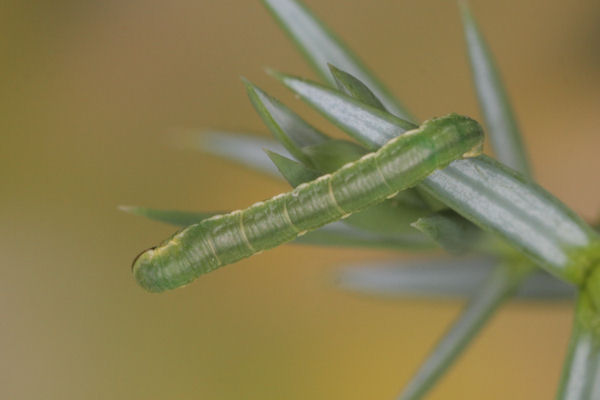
2,0,599,399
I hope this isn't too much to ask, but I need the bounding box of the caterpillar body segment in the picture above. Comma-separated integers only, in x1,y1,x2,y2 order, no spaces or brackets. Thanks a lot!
133,114,484,292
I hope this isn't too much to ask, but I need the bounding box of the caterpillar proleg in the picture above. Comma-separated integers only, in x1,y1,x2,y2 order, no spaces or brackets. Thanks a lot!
133,113,484,292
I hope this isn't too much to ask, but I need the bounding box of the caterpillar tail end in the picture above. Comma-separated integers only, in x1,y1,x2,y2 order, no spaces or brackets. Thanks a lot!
461,141,483,158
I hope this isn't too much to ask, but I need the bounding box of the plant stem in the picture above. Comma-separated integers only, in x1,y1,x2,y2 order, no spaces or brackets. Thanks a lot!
397,261,531,400
556,293,600,400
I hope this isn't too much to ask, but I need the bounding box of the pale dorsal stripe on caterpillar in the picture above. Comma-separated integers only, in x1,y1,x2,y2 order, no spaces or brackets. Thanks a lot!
133,113,484,292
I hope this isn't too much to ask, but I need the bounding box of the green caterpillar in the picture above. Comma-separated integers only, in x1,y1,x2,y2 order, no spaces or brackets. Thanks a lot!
133,113,484,292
